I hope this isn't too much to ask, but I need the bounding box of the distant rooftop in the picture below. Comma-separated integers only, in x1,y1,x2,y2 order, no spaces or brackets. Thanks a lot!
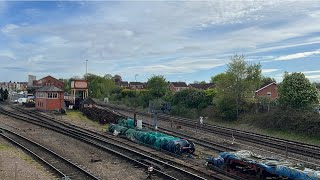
170,82,188,87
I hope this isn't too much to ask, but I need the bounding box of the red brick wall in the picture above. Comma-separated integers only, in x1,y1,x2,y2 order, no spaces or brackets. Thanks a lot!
34,76,64,89
35,92,64,111
255,83,278,100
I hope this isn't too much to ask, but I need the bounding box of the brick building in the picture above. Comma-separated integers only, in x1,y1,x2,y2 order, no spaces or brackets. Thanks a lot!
169,82,188,92
255,82,278,100
33,75,64,89
35,86,64,111
129,82,144,89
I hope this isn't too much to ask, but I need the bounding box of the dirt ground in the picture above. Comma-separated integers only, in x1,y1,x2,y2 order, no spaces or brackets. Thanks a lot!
0,137,55,180
0,111,158,180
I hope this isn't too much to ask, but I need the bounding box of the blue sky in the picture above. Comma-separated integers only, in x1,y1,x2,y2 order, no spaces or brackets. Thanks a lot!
1,1,320,83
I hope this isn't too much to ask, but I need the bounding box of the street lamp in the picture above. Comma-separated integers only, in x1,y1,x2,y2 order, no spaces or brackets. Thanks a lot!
135,74,139,82
85,60,88,80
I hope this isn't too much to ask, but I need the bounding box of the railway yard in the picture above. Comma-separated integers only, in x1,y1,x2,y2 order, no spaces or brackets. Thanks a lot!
0,102,319,180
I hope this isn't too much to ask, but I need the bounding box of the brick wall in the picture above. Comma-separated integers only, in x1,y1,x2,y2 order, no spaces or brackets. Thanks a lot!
255,83,278,100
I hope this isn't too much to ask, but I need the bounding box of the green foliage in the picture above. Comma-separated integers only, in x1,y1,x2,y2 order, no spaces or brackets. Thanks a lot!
244,108,320,137
170,104,198,119
279,72,319,108
3,89,8,100
120,89,137,98
261,76,276,87
146,75,168,98
213,55,262,120
211,73,228,83
172,89,211,109
214,95,237,120
204,88,217,99
86,73,116,99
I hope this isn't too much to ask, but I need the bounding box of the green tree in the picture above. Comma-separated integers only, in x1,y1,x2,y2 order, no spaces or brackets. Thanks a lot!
214,55,262,119
279,72,318,108
104,74,113,79
210,73,228,83
3,89,8,100
261,76,276,87
172,89,211,109
86,73,116,99
0,87,3,100
146,75,168,98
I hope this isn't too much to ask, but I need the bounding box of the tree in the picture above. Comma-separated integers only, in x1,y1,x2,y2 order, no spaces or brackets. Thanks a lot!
261,76,276,87
86,73,116,99
146,75,168,98
3,89,8,100
211,73,228,83
0,88,3,100
172,89,211,109
213,55,262,120
279,72,318,108
104,74,113,79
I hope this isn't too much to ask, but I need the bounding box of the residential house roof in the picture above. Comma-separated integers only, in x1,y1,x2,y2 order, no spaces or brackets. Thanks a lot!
36,85,63,92
170,82,188,87
189,83,215,90
130,82,144,86
119,81,129,86
255,82,277,93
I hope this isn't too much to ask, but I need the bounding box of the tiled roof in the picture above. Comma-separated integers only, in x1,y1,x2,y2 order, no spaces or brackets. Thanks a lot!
36,85,63,92
130,82,144,85
170,82,188,87
189,83,215,90
255,82,277,93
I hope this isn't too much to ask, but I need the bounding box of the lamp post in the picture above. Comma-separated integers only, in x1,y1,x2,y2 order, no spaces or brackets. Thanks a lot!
85,60,88,80
135,74,138,82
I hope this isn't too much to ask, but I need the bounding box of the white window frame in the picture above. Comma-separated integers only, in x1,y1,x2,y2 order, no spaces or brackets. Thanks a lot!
267,92,272,96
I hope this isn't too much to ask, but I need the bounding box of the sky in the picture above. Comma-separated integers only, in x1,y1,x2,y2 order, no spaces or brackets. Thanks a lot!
1,1,320,83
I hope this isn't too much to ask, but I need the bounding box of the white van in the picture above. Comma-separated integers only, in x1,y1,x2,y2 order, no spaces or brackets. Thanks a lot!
17,98,28,104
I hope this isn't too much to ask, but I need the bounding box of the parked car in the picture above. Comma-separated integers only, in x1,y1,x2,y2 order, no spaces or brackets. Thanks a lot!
17,98,28,104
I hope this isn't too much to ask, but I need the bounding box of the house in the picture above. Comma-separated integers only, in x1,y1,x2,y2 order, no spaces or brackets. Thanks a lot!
169,82,189,92
28,75,64,95
119,81,129,88
129,82,144,89
255,82,278,100
33,75,64,89
189,83,215,90
35,85,64,111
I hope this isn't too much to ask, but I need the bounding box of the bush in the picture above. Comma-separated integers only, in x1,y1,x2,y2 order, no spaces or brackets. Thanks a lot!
214,96,237,120
243,108,320,137
170,105,198,119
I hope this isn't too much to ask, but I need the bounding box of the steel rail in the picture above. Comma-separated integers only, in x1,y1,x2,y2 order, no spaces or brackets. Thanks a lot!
0,127,99,180
0,107,223,180
101,104,320,161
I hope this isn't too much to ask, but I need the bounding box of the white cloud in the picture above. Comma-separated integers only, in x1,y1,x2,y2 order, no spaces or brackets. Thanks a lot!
306,74,320,80
2,1,320,81
262,69,279,73
275,50,320,61
302,70,320,74
1,24,19,34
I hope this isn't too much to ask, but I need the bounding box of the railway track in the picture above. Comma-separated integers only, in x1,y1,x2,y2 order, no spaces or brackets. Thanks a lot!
0,105,238,180
100,103,320,161
0,127,99,180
